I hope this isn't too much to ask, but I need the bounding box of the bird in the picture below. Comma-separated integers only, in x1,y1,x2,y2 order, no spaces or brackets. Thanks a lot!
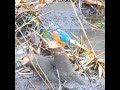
51,24,87,51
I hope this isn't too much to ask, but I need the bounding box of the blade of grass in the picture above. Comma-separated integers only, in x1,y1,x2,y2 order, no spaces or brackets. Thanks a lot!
28,80,38,90
57,69,62,90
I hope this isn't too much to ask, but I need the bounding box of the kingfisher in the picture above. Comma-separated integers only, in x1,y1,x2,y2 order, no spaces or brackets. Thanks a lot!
51,24,87,51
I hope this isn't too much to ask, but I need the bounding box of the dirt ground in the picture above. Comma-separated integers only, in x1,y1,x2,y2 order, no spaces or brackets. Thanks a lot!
16,72,105,90
15,55,105,90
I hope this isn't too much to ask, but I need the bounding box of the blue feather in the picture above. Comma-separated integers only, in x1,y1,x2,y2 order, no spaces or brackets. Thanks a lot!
53,25,71,43
56,29,71,44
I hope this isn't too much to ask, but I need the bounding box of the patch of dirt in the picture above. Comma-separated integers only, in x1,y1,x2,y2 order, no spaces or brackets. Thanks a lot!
15,55,105,90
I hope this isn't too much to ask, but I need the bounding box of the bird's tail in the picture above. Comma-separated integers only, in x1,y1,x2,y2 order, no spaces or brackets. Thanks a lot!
70,39,88,51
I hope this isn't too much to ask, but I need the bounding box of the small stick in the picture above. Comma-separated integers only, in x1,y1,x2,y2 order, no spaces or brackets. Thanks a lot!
18,72,33,75
57,69,62,90
15,68,24,73
28,80,38,90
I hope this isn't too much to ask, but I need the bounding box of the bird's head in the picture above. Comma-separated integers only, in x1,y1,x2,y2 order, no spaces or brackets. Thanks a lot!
48,24,60,32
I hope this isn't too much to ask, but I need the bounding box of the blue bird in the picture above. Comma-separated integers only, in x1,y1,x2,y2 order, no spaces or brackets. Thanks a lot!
51,24,87,51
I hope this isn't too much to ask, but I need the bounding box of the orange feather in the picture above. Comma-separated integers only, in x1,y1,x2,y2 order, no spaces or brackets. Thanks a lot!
53,31,65,46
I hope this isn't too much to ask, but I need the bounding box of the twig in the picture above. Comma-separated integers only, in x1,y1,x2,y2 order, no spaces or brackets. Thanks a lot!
70,0,96,57
15,67,24,73
78,0,84,17
28,80,38,90
96,52,105,58
18,72,33,75
57,69,62,90
89,4,99,14
71,32,79,41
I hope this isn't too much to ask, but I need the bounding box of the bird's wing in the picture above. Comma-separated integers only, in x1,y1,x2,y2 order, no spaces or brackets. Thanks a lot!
56,29,71,44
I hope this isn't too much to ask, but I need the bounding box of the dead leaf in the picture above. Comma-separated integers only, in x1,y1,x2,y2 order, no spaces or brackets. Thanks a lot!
102,67,105,78
98,63,103,78
15,0,21,6
71,33,79,41
97,58,105,64
87,52,95,61
84,0,103,6
18,72,33,75
86,64,94,69
39,0,46,4
74,64,79,71
20,68,31,73
65,49,71,52
20,56,30,65
48,41,62,48
20,54,34,65
80,60,87,65
68,56,74,61
20,3,33,11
